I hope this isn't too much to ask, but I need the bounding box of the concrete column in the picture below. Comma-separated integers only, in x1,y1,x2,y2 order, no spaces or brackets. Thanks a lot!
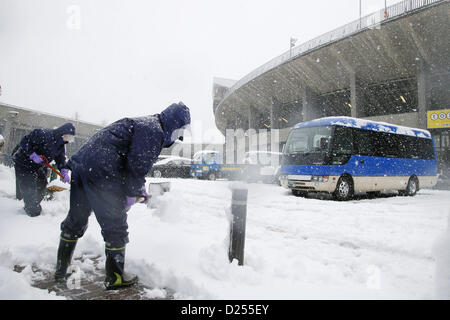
270,104,274,129
248,105,258,130
225,128,235,165
271,97,287,130
302,87,318,121
350,73,364,118
247,105,257,153
417,63,430,129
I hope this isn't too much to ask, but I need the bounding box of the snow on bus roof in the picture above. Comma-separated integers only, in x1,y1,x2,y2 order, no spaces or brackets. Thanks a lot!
292,117,432,139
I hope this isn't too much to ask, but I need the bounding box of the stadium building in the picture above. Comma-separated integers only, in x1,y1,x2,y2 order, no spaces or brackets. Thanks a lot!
213,0,449,172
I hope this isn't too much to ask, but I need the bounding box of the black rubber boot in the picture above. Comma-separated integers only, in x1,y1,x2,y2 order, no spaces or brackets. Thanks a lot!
24,205,41,217
54,236,78,280
104,247,138,290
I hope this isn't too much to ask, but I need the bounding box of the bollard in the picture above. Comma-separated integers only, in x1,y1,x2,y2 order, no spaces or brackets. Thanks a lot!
228,185,248,266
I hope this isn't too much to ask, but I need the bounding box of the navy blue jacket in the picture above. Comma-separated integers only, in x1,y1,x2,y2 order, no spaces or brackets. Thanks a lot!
13,123,75,172
68,103,190,197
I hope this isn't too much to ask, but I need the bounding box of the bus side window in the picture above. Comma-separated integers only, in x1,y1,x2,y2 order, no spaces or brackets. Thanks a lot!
397,135,409,158
392,135,434,160
415,138,435,160
332,126,353,155
380,132,400,158
402,136,420,159
354,129,374,156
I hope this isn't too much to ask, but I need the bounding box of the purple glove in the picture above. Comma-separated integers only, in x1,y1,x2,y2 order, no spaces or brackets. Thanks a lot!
125,196,136,212
30,152,44,164
60,169,70,183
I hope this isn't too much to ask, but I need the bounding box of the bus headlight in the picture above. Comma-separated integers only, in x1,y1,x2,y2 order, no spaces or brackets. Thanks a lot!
280,175,289,188
311,175,329,182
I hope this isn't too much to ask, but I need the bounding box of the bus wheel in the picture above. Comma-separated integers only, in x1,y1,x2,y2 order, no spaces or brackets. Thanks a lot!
208,172,217,181
401,176,419,196
333,176,354,201
292,189,307,197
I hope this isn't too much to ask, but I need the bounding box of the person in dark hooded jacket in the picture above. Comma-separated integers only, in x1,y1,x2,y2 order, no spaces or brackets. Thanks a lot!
55,102,190,290
13,123,75,217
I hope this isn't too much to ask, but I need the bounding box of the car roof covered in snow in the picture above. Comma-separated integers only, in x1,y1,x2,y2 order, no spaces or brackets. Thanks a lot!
193,150,221,157
292,116,432,139
244,151,282,155
154,156,192,165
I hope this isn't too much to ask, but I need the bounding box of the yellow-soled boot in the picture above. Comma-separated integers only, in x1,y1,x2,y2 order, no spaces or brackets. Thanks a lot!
104,246,138,290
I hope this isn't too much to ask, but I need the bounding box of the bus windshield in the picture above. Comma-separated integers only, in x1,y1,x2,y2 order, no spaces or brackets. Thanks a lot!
284,126,333,155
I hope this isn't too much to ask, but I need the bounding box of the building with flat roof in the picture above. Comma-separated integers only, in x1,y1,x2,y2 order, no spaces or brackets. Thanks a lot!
0,102,103,165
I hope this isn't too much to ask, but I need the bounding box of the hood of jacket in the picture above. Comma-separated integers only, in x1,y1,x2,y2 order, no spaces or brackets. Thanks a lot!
53,123,76,138
159,102,191,148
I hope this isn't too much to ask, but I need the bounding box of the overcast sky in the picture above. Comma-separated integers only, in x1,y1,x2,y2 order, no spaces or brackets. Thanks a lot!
0,0,393,142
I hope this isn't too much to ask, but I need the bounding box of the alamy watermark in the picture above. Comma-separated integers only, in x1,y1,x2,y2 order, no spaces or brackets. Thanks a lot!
168,122,283,167
66,265,81,289
66,5,81,31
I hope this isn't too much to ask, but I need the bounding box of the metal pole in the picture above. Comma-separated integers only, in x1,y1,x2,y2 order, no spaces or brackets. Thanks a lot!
359,0,362,28
384,0,388,19
228,185,248,266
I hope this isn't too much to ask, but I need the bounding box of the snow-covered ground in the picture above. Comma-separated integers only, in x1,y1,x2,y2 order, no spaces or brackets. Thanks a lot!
0,163,449,300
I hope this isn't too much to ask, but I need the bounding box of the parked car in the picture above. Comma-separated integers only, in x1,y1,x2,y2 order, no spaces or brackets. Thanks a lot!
149,156,192,178
156,154,173,162
242,151,282,184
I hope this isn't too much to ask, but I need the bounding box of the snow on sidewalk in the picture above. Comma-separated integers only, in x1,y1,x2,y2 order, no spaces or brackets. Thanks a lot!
0,164,449,299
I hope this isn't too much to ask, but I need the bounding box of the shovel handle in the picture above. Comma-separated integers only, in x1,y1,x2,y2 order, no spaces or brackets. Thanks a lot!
40,155,65,179
136,196,147,203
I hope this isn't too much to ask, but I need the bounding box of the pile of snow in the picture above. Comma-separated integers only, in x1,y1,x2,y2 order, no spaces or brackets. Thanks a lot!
0,163,449,299
298,116,432,138
433,213,450,299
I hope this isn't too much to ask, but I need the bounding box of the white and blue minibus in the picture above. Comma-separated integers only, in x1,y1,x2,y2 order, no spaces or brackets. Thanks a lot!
280,117,438,200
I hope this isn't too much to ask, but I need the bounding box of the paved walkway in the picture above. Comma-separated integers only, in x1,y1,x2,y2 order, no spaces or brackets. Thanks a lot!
13,256,174,300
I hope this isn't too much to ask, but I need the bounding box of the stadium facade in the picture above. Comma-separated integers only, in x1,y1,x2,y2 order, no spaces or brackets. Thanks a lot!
213,0,449,169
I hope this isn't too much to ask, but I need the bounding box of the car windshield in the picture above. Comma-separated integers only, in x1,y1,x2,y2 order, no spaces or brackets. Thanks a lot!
155,158,174,165
284,126,332,155
193,152,222,164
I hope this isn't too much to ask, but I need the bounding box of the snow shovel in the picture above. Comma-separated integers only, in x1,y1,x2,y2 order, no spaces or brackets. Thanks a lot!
40,155,68,192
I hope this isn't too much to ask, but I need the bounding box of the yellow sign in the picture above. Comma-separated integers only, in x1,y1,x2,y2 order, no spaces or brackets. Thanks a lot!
427,109,450,129
221,167,242,171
